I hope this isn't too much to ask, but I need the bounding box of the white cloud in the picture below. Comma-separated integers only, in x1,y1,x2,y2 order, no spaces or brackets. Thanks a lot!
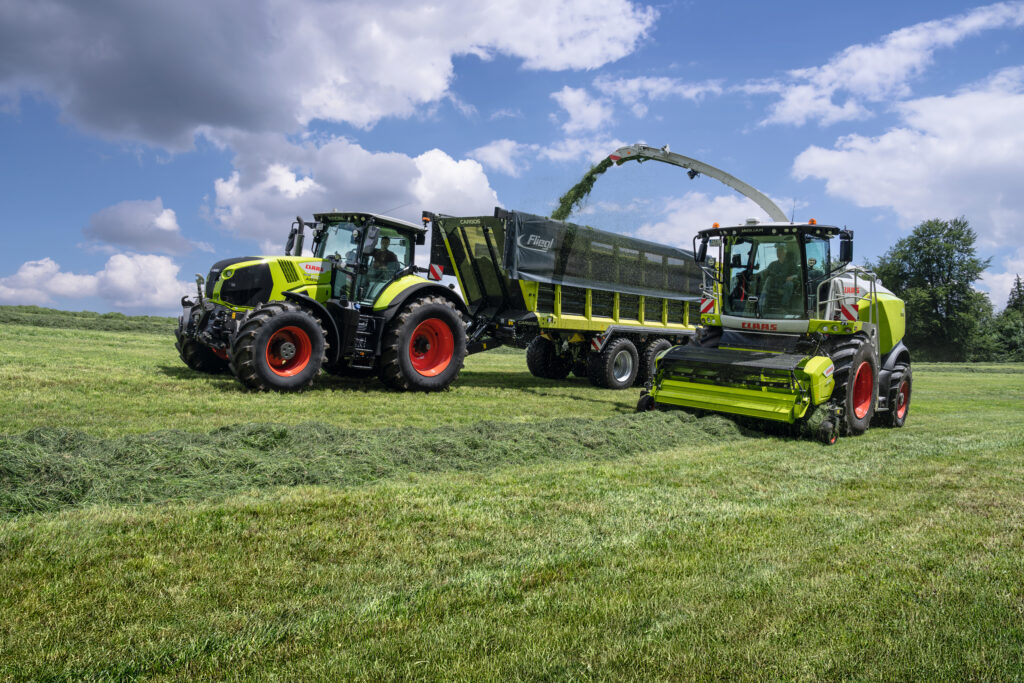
0,254,189,309
550,86,614,134
980,248,1024,310
469,139,539,177
537,135,628,164
82,197,199,254
634,192,776,248
793,66,1024,248
0,0,656,148
593,75,723,117
210,133,499,247
749,1,1024,126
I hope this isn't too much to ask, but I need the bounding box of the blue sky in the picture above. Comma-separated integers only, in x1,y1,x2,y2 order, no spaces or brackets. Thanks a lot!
2,0,1023,313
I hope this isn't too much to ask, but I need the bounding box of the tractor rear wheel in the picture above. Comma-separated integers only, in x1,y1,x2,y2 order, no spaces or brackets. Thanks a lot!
175,320,229,374
829,337,878,435
589,337,639,390
636,338,673,387
230,302,327,392
525,336,572,380
880,362,911,428
379,296,467,391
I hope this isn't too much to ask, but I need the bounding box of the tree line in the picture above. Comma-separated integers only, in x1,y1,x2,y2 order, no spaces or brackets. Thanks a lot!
868,217,1024,362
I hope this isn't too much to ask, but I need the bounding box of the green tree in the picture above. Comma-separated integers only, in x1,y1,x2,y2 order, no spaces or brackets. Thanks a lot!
873,217,991,361
1007,274,1024,314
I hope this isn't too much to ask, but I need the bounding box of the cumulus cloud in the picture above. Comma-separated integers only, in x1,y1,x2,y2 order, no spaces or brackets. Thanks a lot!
82,197,202,254
0,254,189,309
537,135,628,164
793,66,1024,248
469,139,539,177
209,132,499,248
593,75,723,116
981,248,1024,310
747,1,1024,126
0,0,656,148
634,192,778,248
550,86,614,134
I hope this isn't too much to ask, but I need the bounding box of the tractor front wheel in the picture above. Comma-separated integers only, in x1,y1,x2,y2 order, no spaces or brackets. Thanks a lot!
175,319,229,374
230,302,327,391
829,337,878,436
380,296,467,391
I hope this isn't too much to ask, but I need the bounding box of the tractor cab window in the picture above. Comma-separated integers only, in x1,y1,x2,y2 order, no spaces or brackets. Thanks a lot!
803,235,829,316
723,234,804,319
359,229,412,303
315,220,363,266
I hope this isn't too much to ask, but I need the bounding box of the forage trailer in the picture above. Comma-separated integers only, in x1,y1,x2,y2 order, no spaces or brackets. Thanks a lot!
176,212,468,391
638,220,912,443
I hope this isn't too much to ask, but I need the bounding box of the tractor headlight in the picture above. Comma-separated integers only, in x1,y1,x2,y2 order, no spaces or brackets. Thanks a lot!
222,269,234,280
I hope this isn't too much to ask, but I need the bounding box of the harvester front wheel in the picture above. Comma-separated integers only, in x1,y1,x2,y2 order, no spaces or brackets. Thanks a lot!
589,337,639,390
526,336,572,380
230,302,327,392
175,320,230,374
636,338,672,387
380,296,467,391
880,362,912,428
830,337,878,436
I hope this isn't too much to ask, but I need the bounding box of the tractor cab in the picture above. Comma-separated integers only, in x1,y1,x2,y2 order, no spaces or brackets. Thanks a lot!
695,221,853,327
303,212,425,306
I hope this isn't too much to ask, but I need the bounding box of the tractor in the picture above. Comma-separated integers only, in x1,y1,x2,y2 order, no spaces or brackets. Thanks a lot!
175,212,468,391
637,219,911,443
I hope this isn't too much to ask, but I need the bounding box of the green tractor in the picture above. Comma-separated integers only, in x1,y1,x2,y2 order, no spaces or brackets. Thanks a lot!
176,212,468,391
637,220,911,443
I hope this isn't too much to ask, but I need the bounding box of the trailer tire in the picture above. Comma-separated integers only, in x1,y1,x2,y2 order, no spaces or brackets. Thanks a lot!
589,337,639,390
636,338,672,387
380,296,466,391
230,302,326,391
879,362,911,428
829,337,877,436
526,336,571,380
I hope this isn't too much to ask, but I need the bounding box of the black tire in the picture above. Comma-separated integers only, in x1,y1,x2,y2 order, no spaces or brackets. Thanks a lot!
588,337,639,390
175,320,229,374
379,296,467,391
829,336,878,436
636,338,673,387
525,336,572,380
636,393,656,412
229,302,327,392
571,358,590,378
880,362,911,428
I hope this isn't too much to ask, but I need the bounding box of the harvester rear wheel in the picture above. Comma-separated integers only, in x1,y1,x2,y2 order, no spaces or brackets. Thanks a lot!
829,337,878,436
175,320,230,374
636,338,672,387
526,336,572,380
880,362,912,428
589,337,639,390
230,302,327,391
379,296,467,391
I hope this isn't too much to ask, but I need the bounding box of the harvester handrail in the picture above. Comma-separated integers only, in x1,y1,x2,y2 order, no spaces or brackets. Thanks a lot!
815,265,879,328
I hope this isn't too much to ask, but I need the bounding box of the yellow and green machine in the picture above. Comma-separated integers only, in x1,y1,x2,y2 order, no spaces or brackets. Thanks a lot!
638,220,912,443
426,209,701,389
177,211,470,391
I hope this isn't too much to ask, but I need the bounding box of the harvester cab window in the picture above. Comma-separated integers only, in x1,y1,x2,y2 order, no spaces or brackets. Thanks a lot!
803,235,829,315
724,235,805,319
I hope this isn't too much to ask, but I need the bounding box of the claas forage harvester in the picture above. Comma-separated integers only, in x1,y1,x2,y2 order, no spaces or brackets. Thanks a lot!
638,220,911,444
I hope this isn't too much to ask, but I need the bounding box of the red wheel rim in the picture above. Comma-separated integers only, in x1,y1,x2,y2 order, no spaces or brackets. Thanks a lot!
895,378,910,419
265,326,312,377
851,361,873,419
211,347,229,361
408,318,454,377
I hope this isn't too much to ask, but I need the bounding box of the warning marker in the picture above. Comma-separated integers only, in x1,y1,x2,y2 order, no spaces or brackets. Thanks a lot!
428,263,444,281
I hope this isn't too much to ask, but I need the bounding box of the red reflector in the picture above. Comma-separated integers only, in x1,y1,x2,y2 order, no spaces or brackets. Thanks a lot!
428,263,444,281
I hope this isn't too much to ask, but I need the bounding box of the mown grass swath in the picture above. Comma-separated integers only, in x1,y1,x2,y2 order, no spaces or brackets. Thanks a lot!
2,306,1024,679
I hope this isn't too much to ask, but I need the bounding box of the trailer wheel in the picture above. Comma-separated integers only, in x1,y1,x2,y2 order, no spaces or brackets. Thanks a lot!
589,337,639,390
380,296,467,391
829,337,878,436
880,362,911,428
230,302,326,391
636,338,672,387
525,336,572,380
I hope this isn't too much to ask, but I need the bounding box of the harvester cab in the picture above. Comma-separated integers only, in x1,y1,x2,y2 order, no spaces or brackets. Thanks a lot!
639,220,912,443
176,211,469,392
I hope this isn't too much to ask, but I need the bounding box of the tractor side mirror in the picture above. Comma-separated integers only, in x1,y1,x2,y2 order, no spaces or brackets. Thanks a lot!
415,231,426,246
696,238,708,263
285,227,297,255
839,233,853,263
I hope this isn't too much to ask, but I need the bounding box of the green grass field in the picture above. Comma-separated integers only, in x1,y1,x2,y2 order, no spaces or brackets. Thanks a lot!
2,310,1024,680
